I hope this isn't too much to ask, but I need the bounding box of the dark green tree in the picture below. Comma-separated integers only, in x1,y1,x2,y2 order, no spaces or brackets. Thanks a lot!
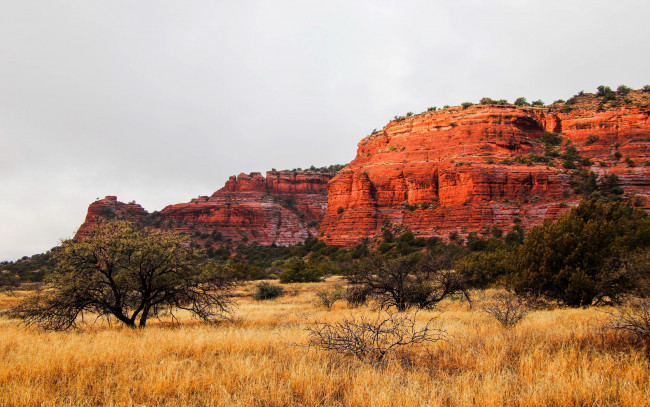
512,200,650,306
278,258,323,283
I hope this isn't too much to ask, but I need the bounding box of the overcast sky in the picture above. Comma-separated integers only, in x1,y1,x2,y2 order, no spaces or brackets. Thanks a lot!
1,0,649,260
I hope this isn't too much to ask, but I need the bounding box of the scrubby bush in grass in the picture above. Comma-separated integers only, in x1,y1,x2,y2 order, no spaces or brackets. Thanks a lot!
254,282,284,300
305,311,445,365
482,291,529,328
606,299,650,346
315,285,346,309
230,262,269,280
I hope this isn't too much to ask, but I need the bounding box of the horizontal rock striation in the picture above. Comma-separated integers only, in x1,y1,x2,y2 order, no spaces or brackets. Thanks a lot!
75,171,333,246
75,196,148,240
320,93,650,245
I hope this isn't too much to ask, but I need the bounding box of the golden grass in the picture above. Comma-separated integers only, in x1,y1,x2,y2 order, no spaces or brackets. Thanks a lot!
1,279,649,406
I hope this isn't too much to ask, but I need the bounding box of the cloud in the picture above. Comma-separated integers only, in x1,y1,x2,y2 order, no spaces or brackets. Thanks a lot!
1,0,649,259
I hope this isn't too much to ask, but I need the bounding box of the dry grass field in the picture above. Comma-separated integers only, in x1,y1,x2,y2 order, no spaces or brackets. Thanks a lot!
1,278,649,406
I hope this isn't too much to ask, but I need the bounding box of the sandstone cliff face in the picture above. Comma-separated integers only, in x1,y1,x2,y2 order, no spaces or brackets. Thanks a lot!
75,196,148,239
75,171,333,246
320,94,650,245
160,171,332,245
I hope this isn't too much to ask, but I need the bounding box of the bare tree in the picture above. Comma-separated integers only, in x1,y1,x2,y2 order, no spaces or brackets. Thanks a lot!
305,312,445,364
346,250,470,312
605,298,650,345
10,220,236,330
481,291,529,328
616,249,650,299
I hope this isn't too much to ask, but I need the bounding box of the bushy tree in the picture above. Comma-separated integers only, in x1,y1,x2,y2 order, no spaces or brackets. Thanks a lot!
459,248,515,288
512,200,650,306
278,258,323,283
10,220,236,330
514,97,530,106
597,85,617,101
346,246,470,312
617,85,632,96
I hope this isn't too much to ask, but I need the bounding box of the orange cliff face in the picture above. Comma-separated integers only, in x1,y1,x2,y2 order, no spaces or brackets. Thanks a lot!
320,92,650,246
74,196,148,240
75,171,334,246
160,171,333,245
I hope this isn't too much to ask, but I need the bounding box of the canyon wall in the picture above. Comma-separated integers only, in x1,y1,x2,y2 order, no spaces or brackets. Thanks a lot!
75,171,333,246
76,91,650,248
320,92,650,245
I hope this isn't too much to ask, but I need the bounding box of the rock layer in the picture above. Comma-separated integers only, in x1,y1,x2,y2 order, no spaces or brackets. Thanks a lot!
320,94,650,245
75,171,333,246
75,196,147,240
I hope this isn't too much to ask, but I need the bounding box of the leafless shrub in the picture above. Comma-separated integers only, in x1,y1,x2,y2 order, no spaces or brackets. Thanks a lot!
316,285,345,309
482,291,529,328
305,312,445,364
605,298,650,346
618,249,650,299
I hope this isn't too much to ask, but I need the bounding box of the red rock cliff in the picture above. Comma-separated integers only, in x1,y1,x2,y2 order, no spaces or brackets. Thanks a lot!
75,171,333,246
320,91,650,245
75,196,148,239
160,171,332,245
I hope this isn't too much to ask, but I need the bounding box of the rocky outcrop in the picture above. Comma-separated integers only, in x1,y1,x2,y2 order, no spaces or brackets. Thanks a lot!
320,91,650,245
74,196,148,239
160,171,332,245
76,90,650,248
75,171,334,246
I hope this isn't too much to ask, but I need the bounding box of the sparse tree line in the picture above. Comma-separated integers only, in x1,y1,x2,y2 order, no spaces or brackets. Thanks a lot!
390,84,650,122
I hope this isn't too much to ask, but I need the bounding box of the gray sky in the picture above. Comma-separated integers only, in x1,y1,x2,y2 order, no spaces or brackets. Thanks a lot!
1,0,649,261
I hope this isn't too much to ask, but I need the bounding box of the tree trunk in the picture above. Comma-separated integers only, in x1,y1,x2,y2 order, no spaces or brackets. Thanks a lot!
113,311,137,328
138,305,151,328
